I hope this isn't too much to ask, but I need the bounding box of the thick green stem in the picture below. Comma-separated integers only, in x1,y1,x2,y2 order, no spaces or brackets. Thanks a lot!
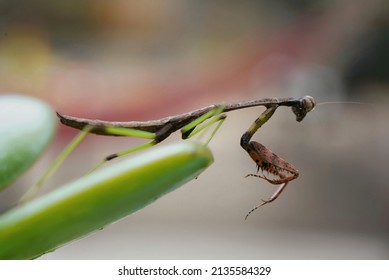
0,142,213,260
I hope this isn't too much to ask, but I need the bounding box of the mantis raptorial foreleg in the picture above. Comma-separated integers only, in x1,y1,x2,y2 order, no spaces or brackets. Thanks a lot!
241,97,315,219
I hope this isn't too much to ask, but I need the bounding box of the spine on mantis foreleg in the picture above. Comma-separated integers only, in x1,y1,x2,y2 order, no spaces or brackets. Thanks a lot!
240,105,299,181
244,141,298,183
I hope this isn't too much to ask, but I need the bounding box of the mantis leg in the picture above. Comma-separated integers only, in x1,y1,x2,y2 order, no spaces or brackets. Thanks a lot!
240,105,278,149
20,126,93,203
92,106,227,172
245,182,289,220
181,106,226,145
87,107,227,172
92,107,226,171
90,140,156,172
240,105,299,218
87,127,157,172
20,126,157,203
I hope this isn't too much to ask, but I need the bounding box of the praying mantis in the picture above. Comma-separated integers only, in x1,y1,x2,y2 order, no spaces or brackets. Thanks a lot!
26,95,316,218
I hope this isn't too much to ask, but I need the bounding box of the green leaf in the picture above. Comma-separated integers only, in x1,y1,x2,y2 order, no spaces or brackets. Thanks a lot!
0,94,56,190
0,141,213,259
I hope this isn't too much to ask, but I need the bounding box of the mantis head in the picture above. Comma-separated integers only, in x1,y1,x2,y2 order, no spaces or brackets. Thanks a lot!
292,95,316,122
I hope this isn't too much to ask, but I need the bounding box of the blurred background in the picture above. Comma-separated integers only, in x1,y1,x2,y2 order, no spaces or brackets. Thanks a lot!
0,0,388,259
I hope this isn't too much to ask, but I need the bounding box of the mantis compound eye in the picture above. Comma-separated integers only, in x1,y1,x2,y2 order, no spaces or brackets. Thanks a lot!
302,95,316,112
292,95,316,122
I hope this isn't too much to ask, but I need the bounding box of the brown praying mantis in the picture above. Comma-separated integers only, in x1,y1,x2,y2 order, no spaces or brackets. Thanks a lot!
23,95,316,218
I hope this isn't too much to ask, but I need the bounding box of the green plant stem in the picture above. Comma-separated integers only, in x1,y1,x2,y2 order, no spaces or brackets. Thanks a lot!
0,142,213,259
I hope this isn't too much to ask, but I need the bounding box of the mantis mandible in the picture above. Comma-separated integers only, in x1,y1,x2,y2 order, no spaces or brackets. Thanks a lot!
25,95,316,218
